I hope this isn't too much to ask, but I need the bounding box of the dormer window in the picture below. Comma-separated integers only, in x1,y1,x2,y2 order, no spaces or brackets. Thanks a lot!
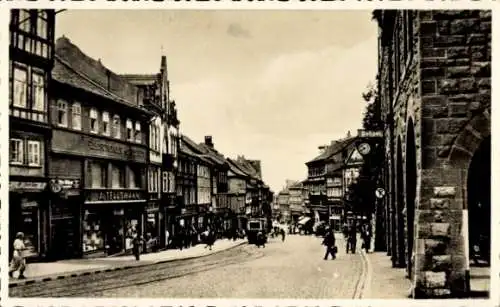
135,122,141,143
126,119,133,141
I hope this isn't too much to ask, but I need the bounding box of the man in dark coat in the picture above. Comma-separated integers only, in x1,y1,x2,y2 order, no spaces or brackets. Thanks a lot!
322,229,336,260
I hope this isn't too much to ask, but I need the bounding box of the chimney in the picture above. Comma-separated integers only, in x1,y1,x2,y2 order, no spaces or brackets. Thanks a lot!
347,130,351,138
161,56,167,71
205,136,214,148
106,69,111,91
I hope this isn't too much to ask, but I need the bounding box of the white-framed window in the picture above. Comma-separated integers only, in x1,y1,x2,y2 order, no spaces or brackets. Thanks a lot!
111,164,125,188
135,122,141,143
90,108,99,134
31,71,45,112
102,111,110,136
19,10,31,33
112,115,121,139
71,102,81,130
162,171,168,193
36,10,48,39
126,119,133,141
27,140,41,166
13,67,28,108
128,166,141,189
10,138,23,164
57,99,68,127
90,162,107,188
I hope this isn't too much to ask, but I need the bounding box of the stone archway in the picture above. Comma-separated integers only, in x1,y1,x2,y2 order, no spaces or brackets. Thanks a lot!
405,118,417,279
396,137,406,268
467,136,490,265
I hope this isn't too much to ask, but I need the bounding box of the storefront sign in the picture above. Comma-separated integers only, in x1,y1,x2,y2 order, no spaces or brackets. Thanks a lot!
85,190,146,203
52,130,147,163
10,181,47,192
145,203,160,213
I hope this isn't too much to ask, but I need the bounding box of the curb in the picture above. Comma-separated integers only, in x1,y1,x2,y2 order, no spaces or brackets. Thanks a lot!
9,240,246,288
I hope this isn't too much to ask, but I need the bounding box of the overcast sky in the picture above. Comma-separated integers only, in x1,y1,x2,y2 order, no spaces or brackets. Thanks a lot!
56,10,378,193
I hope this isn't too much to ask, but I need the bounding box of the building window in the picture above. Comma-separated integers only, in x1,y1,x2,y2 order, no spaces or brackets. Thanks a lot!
111,164,125,188
71,102,81,130
13,67,28,108
102,111,110,136
31,71,45,112
57,100,68,127
128,166,141,189
36,11,48,39
162,172,168,193
90,108,99,134
112,115,121,139
135,122,141,143
27,140,41,166
90,162,107,188
126,119,133,141
10,139,23,164
18,10,31,33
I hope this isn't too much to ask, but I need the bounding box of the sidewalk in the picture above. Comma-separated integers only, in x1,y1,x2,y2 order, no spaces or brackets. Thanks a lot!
361,251,412,299
9,238,246,288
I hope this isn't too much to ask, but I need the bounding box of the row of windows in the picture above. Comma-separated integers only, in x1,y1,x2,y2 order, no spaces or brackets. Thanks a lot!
10,138,41,166
327,187,343,198
88,162,141,189
11,10,52,58
308,166,326,177
10,64,46,122
326,177,342,186
149,169,176,194
150,123,161,152
56,100,142,144
197,165,210,178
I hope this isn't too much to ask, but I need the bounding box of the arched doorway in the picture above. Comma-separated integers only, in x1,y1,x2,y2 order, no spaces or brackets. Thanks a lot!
467,136,491,265
405,120,417,278
396,137,406,268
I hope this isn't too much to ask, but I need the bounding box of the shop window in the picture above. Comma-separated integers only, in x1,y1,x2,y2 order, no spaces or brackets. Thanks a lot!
90,162,107,188
90,108,99,134
57,100,68,127
71,102,81,130
126,119,133,141
82,210,105,253
10,138,23,164
112,115,121,139
128,166,141,189
135,121,142,144
18,197,40,257
31,71,45,112
27,140,41,166
111,164,125,188
102,111,110,136
13,67,28,108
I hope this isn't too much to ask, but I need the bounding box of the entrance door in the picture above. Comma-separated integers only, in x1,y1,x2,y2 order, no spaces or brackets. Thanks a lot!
468,136,491,265
51,217,79,260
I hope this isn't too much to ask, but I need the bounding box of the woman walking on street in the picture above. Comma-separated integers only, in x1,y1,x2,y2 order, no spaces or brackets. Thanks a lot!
322,229,337,260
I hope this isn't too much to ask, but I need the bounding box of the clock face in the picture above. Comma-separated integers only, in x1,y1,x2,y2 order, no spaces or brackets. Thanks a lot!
358,142,371,155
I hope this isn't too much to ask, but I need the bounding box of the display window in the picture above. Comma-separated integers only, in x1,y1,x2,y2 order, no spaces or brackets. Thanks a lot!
19,198,40,257
82,210,105,253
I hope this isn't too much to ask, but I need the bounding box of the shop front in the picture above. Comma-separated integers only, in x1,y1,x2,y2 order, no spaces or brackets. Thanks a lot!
144,201,161,252
82,189,146,257
9,180,49,260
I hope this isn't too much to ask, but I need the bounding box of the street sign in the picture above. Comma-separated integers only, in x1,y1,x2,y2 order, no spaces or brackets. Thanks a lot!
375,187,386,199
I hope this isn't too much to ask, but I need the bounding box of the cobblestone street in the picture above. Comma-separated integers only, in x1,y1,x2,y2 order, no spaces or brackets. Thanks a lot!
94,235,364,298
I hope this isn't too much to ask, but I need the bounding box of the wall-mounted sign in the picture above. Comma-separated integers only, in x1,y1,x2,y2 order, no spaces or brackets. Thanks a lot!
51,178,80,190
375,187,386,199
85,190,146,203
358,130,383,138
10,181,47,192
52,130,147,163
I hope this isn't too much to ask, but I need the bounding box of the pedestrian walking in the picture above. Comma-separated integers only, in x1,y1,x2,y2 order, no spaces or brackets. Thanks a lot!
281,228,286,242
256,231,266,248
346,224,357,254
9,232,27,279
165,229,170,249
322,229,337,260
132,234,144,261
361,223,372,253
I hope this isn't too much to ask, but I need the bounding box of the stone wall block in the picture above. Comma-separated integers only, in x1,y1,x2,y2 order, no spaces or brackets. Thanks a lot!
422,67,446,79
467,34,487,45
450,19,480,35
471,46,487,61
431,255,452,271
436,118,468,134
480,21,491,32
479,10,492,20
448,93,477,103
421,21,438,35
446,58,470,67
437,146,451,158
471,61,490,77
430,222,450,238
424,271,447,288
418,223,432,238
433,210,445,223
447,47,469,60
433,186,456,197
434,35,465,47
422,48,446,59
440,78,476,94
425,239,447,255
447,66,470,78
477,78,490,90
449,103,468,117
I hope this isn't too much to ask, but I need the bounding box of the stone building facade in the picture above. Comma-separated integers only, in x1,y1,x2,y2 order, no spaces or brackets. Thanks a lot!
375,10,491,297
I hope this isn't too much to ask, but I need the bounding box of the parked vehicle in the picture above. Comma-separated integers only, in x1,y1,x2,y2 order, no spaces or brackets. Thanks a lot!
247,218,268,245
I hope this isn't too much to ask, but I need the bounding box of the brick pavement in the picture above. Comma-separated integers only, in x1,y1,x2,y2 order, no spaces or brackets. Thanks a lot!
9,238,245,287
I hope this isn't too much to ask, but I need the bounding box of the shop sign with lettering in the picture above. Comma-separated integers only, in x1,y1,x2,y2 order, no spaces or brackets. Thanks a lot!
10,181,47,192
52,130,147,163
85,190,146,203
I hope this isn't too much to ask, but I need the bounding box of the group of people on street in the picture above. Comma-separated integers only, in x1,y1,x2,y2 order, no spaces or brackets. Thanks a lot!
321,220,373,260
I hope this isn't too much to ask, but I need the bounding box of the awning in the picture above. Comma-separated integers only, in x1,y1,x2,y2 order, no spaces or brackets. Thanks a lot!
298,217,311,225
